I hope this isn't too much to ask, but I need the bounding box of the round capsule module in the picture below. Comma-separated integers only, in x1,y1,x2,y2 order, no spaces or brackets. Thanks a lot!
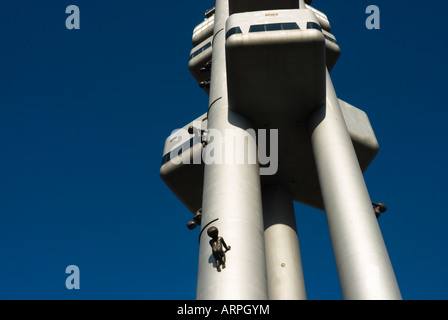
225,9,326,125
192,11,215,47
189,36,213,95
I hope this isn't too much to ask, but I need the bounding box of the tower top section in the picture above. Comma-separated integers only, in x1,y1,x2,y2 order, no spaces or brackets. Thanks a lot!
229,0,313,14
205,7,215,18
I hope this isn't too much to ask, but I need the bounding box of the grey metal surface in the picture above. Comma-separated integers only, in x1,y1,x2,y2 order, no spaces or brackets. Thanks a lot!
188,36,213,95
338,99,379,172
192,14,215,47
196,0,268,300
159,97,379,215
308,69,402,300
189,8,338,92
160,114,207,213
305,3,331,32
263,185,307,300
322,29,340,71
188,37,213,79
229,0,299,14
226,9,326,123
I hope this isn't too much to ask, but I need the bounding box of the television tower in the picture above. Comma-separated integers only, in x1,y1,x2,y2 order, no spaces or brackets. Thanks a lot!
160,0,402,300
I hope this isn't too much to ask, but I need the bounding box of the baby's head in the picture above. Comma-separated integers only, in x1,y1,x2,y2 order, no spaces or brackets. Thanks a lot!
207,226,219,239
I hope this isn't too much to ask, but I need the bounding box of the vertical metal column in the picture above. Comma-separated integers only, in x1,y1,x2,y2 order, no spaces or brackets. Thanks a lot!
263,185,307,300
308,69,402,300
196,0,268,300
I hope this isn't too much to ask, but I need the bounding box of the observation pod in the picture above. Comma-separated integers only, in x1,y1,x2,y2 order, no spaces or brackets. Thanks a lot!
228,0,331,31
189,36,213,95
225,9,326,125
160,114,207,214
322,29,340,72
159,100,379,213
192,9,215,46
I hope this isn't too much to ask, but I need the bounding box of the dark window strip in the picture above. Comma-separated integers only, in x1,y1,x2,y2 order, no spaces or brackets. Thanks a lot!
225,27,242,39
249,24,265,33
162,132,204,165
324,34,338,44
281,22,300,30
306,22,338,44
307,21,322,31
189,42,212,60
249,22,300,33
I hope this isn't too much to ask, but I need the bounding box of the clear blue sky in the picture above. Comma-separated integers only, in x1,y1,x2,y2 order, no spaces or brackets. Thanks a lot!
1,0,447,300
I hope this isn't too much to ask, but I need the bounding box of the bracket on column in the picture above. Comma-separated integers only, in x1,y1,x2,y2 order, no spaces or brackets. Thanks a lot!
372,202,387,219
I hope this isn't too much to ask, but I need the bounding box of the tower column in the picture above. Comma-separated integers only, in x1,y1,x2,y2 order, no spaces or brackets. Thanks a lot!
308,70,402,300
196,0,268,300
263,185,307,300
